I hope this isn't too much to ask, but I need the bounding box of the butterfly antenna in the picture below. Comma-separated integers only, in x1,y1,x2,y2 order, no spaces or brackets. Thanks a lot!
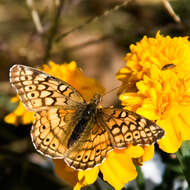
102,85,120,97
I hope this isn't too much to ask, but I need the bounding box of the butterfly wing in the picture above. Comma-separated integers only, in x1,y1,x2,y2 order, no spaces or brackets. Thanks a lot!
98,108,164,148
9,64,88,159
31,108,80,158
64,122,113,170
10,64,85,112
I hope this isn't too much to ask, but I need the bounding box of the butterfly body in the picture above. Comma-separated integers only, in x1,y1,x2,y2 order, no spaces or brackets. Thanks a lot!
10,64,165,170
67,100,98,148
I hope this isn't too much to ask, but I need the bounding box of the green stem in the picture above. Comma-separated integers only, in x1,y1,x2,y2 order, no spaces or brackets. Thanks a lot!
176,150,190,187
136,166,145,190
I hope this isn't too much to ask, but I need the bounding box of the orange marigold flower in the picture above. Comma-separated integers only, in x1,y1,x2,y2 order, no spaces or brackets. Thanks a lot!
117,32,190,153
5,61,155,189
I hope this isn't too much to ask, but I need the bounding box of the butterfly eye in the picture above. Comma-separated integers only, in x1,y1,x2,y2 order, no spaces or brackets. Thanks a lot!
87,110,91,115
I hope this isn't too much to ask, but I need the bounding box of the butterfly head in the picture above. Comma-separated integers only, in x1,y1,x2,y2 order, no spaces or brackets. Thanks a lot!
90,94,102,105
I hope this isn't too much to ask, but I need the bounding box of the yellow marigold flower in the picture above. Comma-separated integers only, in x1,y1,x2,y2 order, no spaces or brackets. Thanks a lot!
117,32,190,153
4,96,34,125
5,61,155,189
117,31,190,92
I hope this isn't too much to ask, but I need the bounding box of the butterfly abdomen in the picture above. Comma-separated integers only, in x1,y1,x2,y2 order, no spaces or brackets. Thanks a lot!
67,103,97,148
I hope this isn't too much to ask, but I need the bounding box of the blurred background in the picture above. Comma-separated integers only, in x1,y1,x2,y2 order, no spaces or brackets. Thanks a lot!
0,0,190,189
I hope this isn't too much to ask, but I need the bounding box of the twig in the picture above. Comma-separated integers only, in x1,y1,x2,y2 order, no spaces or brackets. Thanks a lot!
162,0,181,23
26,0,44,34
43,0,66,63
64,35,111,52
55,0,132,42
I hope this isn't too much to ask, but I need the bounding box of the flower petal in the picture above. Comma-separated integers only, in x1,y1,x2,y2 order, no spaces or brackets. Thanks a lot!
4,113,18,125
74,167,99,189
78,167,99,184
158,119,181,153
142,145,155,162
100,147,143,190
53,160,78,186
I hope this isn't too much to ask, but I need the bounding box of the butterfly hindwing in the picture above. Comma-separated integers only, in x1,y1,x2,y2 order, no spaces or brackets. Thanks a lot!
10,65,85,112
31,108,79,158
64,122,113,170
99,108,164,148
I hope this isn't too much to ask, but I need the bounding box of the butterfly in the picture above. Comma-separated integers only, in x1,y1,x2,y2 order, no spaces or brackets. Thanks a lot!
9,64,164,170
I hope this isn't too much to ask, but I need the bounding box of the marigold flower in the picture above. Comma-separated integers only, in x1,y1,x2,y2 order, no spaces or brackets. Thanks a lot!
6,61,155,189
4,96,34,125
117,32,190,153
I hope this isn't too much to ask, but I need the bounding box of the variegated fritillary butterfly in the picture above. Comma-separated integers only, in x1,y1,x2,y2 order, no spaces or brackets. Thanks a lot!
9,64,164,170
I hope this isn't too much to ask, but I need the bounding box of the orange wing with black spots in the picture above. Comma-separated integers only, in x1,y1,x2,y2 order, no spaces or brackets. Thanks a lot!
10,65,85,112
99,108,164,148
31,108,78,159
64,122,113,170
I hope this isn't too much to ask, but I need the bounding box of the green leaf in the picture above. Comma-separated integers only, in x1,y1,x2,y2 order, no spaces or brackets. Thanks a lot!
176,141,190,188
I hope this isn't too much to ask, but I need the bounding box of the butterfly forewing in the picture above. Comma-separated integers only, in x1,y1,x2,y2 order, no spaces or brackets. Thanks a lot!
99,108,164,148
10,65,85,112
